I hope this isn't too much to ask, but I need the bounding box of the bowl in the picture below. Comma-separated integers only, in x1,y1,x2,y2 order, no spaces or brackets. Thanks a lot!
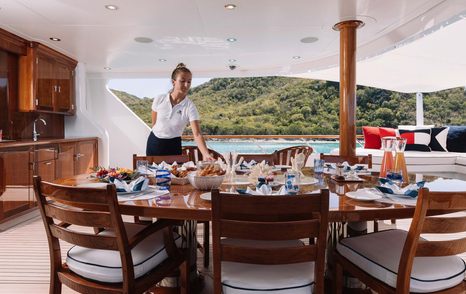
188,173,224,190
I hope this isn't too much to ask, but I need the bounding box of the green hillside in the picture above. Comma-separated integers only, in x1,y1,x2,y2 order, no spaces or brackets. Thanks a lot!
111,77,465,135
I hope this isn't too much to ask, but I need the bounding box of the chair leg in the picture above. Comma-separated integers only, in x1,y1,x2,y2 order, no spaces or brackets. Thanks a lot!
50,273,62,294
203,221,210,268
179,259,190,294
334,259,343,294
373,220,379,232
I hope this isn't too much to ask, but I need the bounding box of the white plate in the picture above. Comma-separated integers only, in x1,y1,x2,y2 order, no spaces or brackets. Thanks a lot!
223,180,252,185
346,189,382,201
200,192,211,201
76,183,107,188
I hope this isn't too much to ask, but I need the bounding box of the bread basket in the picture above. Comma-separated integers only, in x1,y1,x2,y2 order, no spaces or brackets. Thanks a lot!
188,173,224,190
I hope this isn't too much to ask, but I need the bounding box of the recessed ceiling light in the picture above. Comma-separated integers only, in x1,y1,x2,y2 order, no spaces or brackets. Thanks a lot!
105,4,118,10
134,37,153,43
224,4,236,10
228,59,236,63
159,58,167,62
104,67,112,70
49,37,61,41
292,56,301,59
300,37,319,43
226,37,237,42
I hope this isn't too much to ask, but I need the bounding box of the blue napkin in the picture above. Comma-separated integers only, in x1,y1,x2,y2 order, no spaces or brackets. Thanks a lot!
113,176,149,193
376,178,425,198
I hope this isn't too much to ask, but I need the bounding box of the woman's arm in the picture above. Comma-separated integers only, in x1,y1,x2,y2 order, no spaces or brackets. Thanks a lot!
190,120,214,161
151,111,157,127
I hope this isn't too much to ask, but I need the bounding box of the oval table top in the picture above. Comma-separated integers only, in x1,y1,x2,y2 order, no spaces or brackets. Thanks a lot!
54,171,466,223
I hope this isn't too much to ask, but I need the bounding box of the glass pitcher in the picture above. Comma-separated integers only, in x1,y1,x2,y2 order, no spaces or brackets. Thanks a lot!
380,136,396,178
394,137,409,183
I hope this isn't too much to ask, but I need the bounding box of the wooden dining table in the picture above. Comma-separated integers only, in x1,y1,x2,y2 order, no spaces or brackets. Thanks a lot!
53,170,466,223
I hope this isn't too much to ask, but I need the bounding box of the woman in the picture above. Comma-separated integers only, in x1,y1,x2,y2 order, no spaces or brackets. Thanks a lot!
146,63,214,160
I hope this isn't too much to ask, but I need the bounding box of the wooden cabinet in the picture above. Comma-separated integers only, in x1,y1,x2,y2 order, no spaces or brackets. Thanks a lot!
35,145,58,182
19,42,77,115
0,146,34,223
56,139,98,178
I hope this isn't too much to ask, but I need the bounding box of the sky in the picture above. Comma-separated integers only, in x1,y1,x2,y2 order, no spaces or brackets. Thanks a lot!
107,78,211,98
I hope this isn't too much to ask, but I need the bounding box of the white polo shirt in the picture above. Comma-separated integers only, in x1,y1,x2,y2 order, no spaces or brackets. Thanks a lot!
151,93,200,138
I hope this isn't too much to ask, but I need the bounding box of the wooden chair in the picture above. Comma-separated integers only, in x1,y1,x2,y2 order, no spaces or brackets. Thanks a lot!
181,145,224,163
132,154,189,168
273,145,314,166
32,175,189,294
334,188,466,294
212,189,329,294
319,153,373,169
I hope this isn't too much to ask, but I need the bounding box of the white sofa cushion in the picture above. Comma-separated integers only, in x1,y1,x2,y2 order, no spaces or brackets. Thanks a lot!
337,229,466,293
221,239,315,293
67,223,181,283
356,148,460,166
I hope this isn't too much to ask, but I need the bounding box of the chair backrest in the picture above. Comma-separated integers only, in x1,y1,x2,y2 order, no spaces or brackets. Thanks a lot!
132,154,189,169
319,153,373,169
273,145,313,166
181,146,224,163
396,188,466,292
32,175,137,290
212,189,329,294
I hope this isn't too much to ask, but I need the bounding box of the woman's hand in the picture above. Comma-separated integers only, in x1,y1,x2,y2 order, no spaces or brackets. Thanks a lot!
202,153,215,162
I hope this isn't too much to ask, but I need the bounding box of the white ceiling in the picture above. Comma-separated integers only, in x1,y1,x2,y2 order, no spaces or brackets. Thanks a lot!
0,0,465,91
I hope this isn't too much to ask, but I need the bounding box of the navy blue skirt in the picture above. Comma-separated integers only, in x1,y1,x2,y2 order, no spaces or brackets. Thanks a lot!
146,132,182,156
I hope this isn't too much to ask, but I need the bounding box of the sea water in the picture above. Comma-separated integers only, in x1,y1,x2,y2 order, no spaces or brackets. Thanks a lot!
183,140,343,154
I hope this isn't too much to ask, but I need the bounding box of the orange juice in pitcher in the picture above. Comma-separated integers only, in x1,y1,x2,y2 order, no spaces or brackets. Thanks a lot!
380,137,396,178
394,137,409,183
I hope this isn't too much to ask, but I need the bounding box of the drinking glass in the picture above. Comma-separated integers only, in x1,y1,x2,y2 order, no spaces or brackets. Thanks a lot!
314,159,325,175
136,160,149,174
380,137,396,178
155,168,171,190
0,129,2,141
284,170,300,194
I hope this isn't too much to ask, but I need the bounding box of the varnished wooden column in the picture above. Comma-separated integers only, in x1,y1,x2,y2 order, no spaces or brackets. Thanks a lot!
333,20,364,157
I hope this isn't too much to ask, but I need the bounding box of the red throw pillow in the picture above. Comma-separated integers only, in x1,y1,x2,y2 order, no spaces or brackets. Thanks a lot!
362,126,381,149
379,127,397,139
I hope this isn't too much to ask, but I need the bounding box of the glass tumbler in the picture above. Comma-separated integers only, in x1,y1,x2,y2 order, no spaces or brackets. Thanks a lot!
155,168,171,190
136,160,149,174
314,159,325,175
284,170,300,194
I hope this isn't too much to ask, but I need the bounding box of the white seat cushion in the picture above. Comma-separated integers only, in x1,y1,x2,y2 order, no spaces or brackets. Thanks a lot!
337,229,466,293
67,223,181,283
221,239,315,293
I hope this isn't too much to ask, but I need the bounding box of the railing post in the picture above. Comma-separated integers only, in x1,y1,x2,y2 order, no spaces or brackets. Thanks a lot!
333,20,364,157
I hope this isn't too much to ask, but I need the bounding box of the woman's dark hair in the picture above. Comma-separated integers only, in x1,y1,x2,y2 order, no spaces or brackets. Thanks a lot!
171,63,191,80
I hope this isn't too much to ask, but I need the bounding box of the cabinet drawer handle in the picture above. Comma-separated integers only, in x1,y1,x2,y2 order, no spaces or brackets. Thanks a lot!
44,162,52,165
75,153,84,159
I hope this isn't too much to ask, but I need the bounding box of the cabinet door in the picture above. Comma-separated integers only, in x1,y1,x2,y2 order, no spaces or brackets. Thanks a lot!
55,62,75,114
75,140,97,175
56,143,75,179
37,160,56,182
35,53,55,111
0,147,33,222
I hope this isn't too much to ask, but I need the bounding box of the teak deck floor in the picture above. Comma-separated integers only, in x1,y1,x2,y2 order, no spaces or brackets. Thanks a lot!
0,215,465,293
